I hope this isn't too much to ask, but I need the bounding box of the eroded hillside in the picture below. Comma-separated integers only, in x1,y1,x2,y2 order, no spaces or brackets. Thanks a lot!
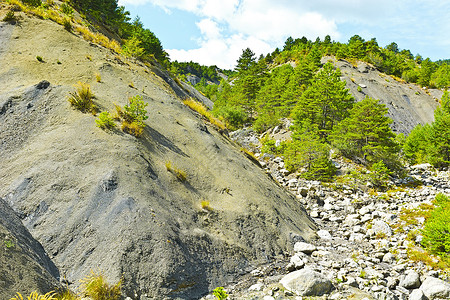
328,57,442,134
0,6,316,300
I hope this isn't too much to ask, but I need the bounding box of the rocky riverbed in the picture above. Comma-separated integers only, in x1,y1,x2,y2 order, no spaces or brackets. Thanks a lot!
201,128,450,300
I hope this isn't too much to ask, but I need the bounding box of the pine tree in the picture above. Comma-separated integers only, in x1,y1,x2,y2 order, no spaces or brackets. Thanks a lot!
428,91,450,167
235,48,256,74
403,124,432,164
292,62,354,141
331,97,399,165
284,129,336,181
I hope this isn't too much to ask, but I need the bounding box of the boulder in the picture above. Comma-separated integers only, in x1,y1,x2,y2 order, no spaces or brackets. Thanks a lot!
371,220,392,237
409,289,427,300
317,229,332,240
280,268,334,296
420,276,450,299
294,242,316,255
399,271,420,289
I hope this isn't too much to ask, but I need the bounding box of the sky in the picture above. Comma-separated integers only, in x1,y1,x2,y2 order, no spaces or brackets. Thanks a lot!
118,0,450,69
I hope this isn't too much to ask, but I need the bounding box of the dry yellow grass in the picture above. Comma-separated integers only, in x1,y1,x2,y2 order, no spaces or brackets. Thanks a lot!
165,161,187,181
10,291,57,300
183,98,225,130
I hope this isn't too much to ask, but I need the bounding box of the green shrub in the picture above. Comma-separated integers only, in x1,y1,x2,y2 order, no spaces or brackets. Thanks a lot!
60,3,73,15
369,160,392,190
68,82,96,113
36,55,44,62
63,18,72,31
2,10,16,22
422,193,450,257
4,239,15,249
22,0,42,7
96,111,116,130
212,287,228,300
214,105,246,129
122,36,145,59
123,95,148,127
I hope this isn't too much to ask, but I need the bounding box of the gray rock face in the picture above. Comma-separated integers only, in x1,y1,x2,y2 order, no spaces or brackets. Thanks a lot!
0,197,60,298
327,57,441,134
280,268,334,296
420,276,450,299
0,15,317,300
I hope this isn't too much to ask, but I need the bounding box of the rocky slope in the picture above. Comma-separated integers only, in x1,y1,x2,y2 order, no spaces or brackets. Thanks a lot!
0,6,316,299
215,129,450,300
325,57,442,135
0,197,61,299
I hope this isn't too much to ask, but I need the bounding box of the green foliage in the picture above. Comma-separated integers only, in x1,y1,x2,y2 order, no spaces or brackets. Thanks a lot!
122,36,145,59
63,18,72,31
22,0,42,7
36,56,44,62
404,91,450,168
212,287,228,300
430,63,450,89
171,60,222,83
61,3,74,16
2,10,16,22
95,111,116,130
422,193,450,258
123,95,148,127
68,82,96,114
4,239,15,249
261,138,286,156
214,105,246,129
403,124,432,164
126,17,166,61
369,160,392,190
114,96,148,137
292,62,355,141
283,132,336,181
235,48,256,74
331,97,398,165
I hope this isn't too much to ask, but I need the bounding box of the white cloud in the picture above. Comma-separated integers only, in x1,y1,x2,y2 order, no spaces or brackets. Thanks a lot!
161,0,343,68
168,34,273,69
120,0,450,67
196,19,221,39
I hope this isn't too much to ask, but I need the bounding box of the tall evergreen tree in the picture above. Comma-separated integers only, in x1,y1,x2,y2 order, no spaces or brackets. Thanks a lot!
235,48,256,74
428,91,450,167
331,97,399,165
292,62,354,141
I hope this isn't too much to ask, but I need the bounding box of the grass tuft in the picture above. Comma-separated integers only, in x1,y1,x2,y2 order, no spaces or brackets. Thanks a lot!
183,98,225,130
121,121,143,137
79,270,122,300
201,200,212,211
68,82,96,114
10,291,56,300
165,161,187,182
